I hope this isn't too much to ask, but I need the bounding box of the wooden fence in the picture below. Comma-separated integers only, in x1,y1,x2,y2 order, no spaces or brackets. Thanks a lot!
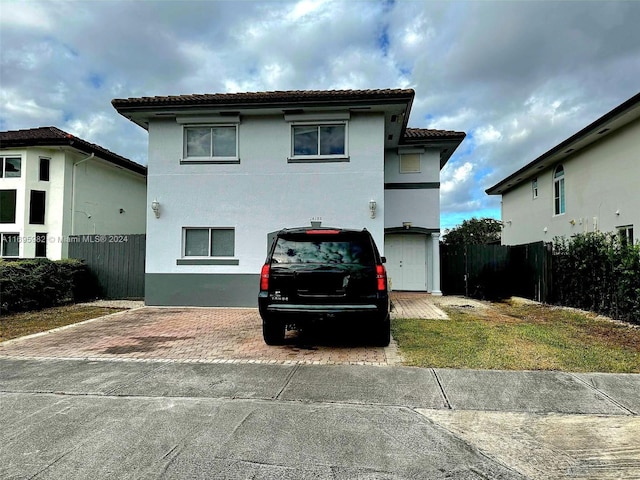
68,234,145,299
441,241,553,302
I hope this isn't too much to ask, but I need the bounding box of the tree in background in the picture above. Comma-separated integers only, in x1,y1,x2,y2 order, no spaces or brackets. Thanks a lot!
442,217,502,246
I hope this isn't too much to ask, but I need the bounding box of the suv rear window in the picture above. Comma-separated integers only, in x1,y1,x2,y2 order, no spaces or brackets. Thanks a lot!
272,235,374,265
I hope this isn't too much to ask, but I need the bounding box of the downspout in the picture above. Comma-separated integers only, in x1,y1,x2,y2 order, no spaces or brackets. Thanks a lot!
71,153,95,235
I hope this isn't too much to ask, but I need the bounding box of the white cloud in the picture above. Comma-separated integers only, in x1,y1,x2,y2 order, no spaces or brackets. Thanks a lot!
474,125,502,145
1,0,639,224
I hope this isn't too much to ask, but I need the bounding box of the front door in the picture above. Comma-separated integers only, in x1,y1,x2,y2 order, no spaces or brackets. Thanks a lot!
385,234,427,291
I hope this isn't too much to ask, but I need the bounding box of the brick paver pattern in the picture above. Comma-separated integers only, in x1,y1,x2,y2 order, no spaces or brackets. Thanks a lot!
0,293,446,366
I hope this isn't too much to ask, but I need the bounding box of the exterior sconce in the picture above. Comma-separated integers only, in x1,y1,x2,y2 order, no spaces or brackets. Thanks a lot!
615,210,620,216
543,227,548,233
402,222,412,229
369,200,377,219
569,219,576,226
151,199,160,219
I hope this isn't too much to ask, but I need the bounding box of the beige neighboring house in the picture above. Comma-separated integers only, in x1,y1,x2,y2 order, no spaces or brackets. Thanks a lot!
487,92,640,246
0,127,147,260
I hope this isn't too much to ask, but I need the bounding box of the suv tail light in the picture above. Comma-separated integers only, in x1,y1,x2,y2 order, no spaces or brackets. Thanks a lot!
376,264,387,291
260,264,270,291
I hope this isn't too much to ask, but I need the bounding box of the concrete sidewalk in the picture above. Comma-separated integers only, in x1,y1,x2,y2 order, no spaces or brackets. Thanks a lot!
1,358,639,479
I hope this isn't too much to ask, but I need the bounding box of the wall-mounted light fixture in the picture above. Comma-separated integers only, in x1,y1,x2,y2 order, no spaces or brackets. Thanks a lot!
151,199,160,219
543,227,548,234
402,222,412,230
569,219,576,226
615,210,620,216
369,200,377,219
119,208,125,214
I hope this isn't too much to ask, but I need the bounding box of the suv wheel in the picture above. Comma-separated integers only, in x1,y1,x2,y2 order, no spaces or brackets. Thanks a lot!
263,318,285,345
373,315,391,347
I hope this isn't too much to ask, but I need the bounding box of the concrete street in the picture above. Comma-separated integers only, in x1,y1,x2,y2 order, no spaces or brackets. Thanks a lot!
2,358,639,479
1,296,639,478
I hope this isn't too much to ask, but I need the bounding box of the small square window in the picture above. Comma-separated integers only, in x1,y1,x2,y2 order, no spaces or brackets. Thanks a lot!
400,154,421,173
1,233,19,257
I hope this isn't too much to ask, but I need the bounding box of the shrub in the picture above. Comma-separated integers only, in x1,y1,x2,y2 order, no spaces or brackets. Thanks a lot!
0,258,100,314
553,232,640,324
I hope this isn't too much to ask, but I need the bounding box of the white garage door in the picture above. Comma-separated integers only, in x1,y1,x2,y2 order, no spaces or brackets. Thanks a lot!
385,234,427,291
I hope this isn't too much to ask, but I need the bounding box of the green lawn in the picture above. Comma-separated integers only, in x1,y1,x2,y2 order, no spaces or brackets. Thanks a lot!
391,302,640,373
0,305,124,342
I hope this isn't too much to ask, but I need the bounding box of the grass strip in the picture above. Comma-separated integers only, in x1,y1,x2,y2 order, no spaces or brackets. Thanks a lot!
391,302,640,373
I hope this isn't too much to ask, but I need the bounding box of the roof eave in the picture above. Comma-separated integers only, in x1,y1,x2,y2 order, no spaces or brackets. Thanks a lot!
486,91,640,196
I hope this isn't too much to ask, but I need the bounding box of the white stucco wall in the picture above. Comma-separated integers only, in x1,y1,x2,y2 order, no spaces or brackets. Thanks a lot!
145,112,386,275
383,148,441,230
501,118,640,245
1,146,146,260
71,154,146,237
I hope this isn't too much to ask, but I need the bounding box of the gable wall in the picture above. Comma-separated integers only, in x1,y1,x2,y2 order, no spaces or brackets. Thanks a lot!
501,118,640,245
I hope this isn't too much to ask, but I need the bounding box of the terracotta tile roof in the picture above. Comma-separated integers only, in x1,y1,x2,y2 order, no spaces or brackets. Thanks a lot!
112,88,415,108
0,126,146,176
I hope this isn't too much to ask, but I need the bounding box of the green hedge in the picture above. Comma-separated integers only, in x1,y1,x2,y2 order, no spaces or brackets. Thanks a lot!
0,258,100,314
553,232,640,324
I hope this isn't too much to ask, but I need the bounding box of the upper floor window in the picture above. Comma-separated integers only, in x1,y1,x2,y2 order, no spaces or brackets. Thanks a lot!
0,189,17,223
532,178,538,199
0,156,21,178
400,154,421,173
553,165,565,215
39,158,50,181
183,125,238,162
29,190,46,225
290,123,347,162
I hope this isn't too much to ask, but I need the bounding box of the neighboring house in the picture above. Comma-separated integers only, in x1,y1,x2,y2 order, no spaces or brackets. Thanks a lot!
112,89,465,307
0,127,147,260
487,92,640,246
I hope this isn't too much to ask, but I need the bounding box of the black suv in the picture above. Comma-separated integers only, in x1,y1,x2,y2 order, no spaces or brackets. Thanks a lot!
258,227,390,346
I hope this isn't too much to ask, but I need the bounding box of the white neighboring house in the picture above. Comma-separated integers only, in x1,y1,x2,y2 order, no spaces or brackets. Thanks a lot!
112,89,465,307
487,92,640,246
0,127,147,260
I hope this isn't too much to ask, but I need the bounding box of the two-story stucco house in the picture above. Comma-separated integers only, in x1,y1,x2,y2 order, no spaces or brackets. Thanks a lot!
112,89,465,307
487,92,640,246
0,127,147,260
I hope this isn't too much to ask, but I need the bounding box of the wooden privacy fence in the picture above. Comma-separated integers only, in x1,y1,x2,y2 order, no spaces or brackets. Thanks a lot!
441,241,553,302
68,234,145,299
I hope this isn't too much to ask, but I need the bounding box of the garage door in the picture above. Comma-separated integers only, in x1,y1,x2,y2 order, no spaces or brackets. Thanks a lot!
384,234,427,291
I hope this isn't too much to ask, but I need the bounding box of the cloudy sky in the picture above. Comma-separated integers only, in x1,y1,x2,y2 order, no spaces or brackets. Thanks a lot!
1,0,639,229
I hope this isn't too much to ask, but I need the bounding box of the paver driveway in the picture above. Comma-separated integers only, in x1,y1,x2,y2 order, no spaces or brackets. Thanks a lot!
0,310,389,365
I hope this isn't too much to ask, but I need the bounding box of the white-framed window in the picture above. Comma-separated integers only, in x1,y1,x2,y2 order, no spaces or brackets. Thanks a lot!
0,156,21,178
1,233,19,257
289,122,348,162
182,125,238,163
532,177,538,199
183,227,235,257
618,225,634,246
553,165,565,215
400,154,421,173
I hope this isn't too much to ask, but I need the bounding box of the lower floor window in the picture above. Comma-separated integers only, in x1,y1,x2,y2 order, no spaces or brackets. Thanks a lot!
1,233,19,257
184,228,235,257
35,232,47,257
618,225,634,246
